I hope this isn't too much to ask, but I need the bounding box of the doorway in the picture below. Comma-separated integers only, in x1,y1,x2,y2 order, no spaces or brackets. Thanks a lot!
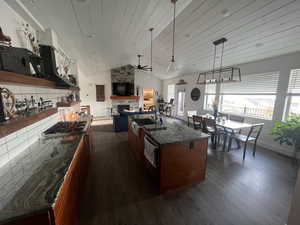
143,89,155,110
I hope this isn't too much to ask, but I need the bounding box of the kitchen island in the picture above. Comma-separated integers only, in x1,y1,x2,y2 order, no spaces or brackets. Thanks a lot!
128,115,209,193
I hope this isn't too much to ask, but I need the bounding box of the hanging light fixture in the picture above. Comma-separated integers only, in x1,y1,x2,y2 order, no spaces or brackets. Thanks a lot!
196,37,241,85
167,0,178,73
149,27,154,72
134,28,154,72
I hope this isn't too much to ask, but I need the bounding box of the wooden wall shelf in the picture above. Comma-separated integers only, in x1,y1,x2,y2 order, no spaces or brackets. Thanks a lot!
0,71,56,89
110,96,139,100
0,71,79,90
0,108,58,138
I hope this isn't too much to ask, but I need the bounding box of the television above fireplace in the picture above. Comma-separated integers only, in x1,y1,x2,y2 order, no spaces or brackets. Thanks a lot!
112,82,134,96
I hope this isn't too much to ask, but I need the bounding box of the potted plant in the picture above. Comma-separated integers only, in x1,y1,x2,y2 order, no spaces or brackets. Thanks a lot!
271,115,300,164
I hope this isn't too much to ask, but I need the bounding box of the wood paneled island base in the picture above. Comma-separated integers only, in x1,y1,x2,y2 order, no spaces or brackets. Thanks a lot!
159,139,208,193
128,116,209,193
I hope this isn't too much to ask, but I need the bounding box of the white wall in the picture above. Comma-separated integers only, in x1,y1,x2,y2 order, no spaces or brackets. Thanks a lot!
78,69,112,118
78,70,162,117
162,51,300,157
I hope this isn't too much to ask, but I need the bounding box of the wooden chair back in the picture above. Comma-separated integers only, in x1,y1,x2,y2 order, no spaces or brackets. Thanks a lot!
202,117,216,133
192,115,202,130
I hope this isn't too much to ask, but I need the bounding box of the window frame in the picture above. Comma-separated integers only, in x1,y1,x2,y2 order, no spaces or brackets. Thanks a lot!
167,84,175,103
218,71,280,120
284,69,300,119
204,83,217,111
219,94,277,120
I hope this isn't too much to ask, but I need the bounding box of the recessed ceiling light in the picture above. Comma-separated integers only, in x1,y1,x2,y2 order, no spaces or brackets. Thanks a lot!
221,8,230,17
255,43,263,47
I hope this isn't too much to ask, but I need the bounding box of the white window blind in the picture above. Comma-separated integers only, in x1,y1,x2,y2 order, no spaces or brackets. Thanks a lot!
288,69,300,94
205,83,217,95
220,71,280,95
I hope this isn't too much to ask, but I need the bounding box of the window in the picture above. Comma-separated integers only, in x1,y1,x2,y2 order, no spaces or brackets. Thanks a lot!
177,91,185,116
204,83,216,111
286,69,300,117
96,85,105,102
167,84,175,103
219,72,280,120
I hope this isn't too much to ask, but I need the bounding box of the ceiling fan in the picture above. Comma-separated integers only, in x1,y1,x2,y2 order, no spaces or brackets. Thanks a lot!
135,54,151,71
134,28,154,72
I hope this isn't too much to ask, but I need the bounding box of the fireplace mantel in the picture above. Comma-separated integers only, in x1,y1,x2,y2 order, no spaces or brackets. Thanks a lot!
110,96,139,100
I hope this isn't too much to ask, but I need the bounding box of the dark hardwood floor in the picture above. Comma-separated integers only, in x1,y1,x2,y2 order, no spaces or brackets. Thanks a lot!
80,122,297,225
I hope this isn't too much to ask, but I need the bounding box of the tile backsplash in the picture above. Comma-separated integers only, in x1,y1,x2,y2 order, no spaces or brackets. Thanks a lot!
1,84,72,108
0,84,71,169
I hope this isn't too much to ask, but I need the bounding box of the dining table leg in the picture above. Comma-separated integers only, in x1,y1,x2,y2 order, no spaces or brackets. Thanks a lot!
222,130,228,151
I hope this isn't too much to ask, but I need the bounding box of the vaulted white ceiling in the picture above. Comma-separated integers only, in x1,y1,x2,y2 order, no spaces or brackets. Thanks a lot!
5,0,300,80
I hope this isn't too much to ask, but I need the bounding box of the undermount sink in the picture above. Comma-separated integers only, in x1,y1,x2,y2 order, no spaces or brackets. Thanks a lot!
134,118,156,126
146,127,167,131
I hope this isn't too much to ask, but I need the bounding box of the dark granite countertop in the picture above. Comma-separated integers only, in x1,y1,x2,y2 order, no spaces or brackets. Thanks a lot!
137,116,210,145
0,117,92,224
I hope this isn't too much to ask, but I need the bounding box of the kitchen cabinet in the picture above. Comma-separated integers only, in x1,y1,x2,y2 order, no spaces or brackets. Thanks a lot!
128,121,145,161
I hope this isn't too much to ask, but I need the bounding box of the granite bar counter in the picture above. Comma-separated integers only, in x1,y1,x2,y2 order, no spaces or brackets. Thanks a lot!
143,118,210,145
0,117,92,224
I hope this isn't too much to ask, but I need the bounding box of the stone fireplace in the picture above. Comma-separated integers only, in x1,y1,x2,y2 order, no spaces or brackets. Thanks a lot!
111,99,139,114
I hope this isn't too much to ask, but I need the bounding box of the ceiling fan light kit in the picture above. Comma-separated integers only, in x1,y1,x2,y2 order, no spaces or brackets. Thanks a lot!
197,37,241,85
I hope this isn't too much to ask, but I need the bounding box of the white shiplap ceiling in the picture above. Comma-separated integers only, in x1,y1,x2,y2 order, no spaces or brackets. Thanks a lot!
5,0,300,79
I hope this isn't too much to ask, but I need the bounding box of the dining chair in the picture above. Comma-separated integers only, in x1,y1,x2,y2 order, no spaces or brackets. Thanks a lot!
187,110,197,126
202,117,218,145
192,115,202,130
228,114,245,148
228,123,264,160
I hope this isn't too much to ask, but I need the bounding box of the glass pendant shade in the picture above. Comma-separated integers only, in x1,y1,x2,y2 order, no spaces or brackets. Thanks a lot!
167,57,177,73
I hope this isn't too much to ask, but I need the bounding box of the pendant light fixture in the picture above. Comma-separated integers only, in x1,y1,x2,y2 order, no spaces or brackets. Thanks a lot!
196,37,241,85
134,28,154,72
167,0,178,73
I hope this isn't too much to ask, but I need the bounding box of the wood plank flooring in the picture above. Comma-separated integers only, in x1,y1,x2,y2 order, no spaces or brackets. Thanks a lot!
80,122,297,225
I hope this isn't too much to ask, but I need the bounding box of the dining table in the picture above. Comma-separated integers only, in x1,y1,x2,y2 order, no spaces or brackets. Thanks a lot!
198,114,256,151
